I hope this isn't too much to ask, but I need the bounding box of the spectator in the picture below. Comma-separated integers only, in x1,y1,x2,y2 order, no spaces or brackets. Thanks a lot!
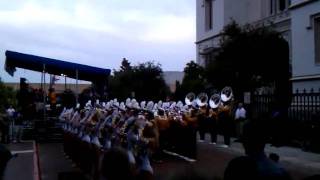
101,147,133,180
234,102,246,141
225,121,292,180
6,106,15,118
224,156,258,180
269,153,280,163
6,105,15,142
242,121,291,179
12,114,23,143
0,115,9,144
0,144,13,179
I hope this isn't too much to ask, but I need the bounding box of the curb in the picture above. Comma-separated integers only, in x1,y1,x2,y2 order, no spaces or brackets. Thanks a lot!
33,141,41,180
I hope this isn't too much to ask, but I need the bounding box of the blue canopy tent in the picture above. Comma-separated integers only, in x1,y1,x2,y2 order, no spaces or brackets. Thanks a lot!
5,50,111,119
5,50,111,82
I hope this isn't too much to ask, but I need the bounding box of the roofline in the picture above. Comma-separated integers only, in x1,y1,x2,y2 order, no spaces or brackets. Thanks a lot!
289,0,319,10
290,74,320,81
195,33,222,44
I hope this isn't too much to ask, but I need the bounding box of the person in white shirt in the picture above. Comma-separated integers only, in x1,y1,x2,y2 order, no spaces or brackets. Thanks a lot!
6,106,15,118
234,103,246,141
6,106,15,142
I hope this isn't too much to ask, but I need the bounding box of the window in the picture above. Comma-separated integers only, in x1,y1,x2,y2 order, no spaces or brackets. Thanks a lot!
270,0,274,15
205,0,213,30
279,0,286,11
270,0,290,15
315,17,320,64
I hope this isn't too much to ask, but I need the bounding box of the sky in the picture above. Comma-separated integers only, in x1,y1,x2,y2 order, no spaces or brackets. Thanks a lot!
0,0,195,83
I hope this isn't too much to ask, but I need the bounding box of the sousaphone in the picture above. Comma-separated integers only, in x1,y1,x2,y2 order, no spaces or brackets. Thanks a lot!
209,94,221,109
185,92,196,106
221,86,233,102
196,92,208,107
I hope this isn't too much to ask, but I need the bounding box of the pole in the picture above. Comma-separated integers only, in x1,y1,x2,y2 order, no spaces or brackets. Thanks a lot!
43,64,46,121
65,75,67,90
76,70,79,104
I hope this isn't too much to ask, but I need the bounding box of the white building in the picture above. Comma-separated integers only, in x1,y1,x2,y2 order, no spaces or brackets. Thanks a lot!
196,0,320,91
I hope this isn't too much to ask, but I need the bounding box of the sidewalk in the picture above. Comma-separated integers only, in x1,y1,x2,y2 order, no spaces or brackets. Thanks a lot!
38,143,86,180
3,141,34,180
199,135,320,179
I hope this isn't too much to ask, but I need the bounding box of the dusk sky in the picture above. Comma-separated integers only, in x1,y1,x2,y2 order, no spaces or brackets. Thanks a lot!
0,0,195,83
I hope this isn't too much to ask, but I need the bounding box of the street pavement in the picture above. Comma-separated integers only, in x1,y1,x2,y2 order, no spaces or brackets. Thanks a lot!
2,135,320,180
38,143,86,180
3,141,34,180
153,135,320,180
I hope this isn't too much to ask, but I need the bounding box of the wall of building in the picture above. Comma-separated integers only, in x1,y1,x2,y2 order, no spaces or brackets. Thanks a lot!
291,1,320,78
196,0,225,41
224,0,261,26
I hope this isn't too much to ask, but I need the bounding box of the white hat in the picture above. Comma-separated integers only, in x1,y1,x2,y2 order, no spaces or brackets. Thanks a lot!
191,100,198,109
126,98,131,104
113,101,119,108
140,101,146,109
162,102,170,110
119,102,126,111
176,101,184,109
153,103,158,111
104,102,110,110
132,102,140,110
131,99,137,104
146,101,154,111
181,105,189,112
170,102,176,109
85,100,92,107
126,102,132,109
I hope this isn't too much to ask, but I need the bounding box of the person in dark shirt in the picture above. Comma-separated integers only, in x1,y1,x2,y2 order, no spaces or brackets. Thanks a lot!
0,144,13,179
225,121,292,180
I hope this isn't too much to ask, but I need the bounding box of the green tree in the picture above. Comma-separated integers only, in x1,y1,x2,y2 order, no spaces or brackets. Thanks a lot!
108,59,170,101
175,61,205,100
205,21,291,107
0,78,17,112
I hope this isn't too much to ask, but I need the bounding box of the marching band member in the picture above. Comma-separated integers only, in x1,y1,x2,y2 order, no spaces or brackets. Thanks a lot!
218,101,233,148
208,107,219,144
198,103,207,142
60,87,234,179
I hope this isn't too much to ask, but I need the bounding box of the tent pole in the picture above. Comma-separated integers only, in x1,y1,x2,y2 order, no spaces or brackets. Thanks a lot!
41,71,43,90
76,69,79,104
65,75,67,90
43,64,46,121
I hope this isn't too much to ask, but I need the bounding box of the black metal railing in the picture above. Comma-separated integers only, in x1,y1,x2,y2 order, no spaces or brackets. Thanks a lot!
251,89,320,152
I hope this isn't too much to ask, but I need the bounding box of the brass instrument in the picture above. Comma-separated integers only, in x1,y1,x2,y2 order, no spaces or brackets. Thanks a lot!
185,92,196,106
221,86,233,103
196,92,208,107
209,94,221,109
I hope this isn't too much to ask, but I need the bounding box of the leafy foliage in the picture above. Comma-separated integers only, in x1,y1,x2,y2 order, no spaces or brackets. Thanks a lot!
204,21,291,106
0,78,17,112
108,59,170,101
174,61,205,100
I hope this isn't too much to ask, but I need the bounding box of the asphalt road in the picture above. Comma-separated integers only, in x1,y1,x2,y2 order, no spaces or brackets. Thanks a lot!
154,135,320,180
3,141,34,180
3,135,320,180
